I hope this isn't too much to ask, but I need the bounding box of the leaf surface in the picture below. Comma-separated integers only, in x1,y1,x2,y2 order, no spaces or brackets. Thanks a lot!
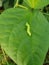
0,8,49,65
24,0,49,9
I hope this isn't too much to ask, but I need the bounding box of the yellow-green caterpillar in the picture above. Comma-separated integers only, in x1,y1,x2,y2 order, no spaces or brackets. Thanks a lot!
26,22,31,36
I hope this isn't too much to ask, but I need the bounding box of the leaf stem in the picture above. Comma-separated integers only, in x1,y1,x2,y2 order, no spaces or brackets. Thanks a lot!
17,5,28,9
14,0,28,9
14,0,19,8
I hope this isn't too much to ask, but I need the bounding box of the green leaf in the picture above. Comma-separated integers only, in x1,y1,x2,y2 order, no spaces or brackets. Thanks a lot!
44,13,49,22
2,0,9,9
0,8,49,65
24,0,49,9
2,0,15,9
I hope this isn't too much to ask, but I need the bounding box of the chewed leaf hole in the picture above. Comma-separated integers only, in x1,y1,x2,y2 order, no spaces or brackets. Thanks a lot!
26,22,32,36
